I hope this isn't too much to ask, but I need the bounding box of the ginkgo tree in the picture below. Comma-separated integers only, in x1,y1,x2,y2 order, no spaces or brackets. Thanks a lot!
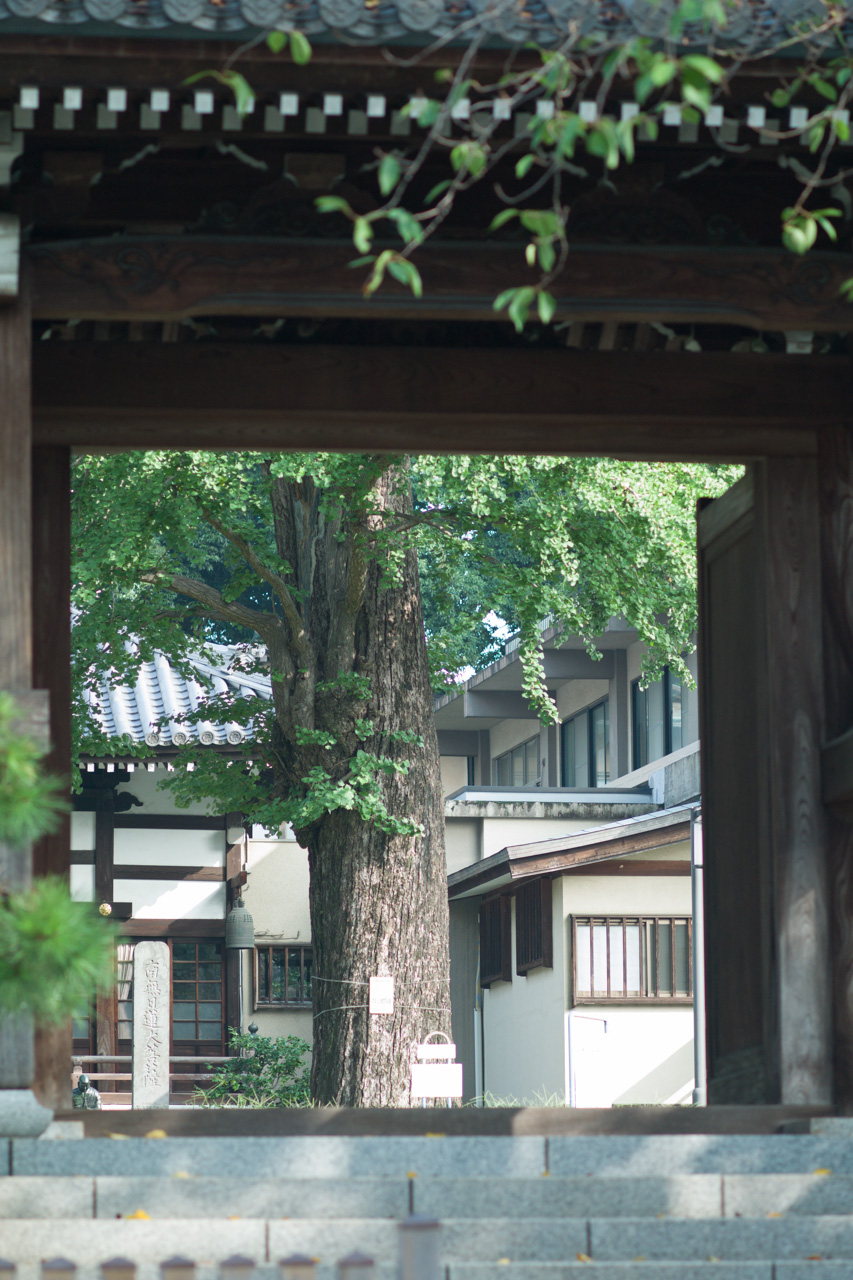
72,451,739,1104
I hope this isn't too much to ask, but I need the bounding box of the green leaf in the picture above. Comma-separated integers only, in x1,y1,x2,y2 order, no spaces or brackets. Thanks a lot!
353,217,373,254
288,30,312,65
809,120,827,152
811,76,837,102
683,54,724,83
386,207,424,245
516,152,538,179
507,286,536,333
378,153,401,197
493,288,518,311
771,87,792,109
266,30,287,53
537,290,557,324
424,179,452,205
649,58,678,87
387,258,423,297
537,240,556,273
315,195,352,214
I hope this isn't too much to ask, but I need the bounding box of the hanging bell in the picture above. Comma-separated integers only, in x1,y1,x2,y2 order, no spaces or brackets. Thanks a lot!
225,897,255,950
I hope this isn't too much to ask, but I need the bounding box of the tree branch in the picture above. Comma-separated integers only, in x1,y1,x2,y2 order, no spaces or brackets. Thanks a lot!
140,571,278,640
202,510,313,666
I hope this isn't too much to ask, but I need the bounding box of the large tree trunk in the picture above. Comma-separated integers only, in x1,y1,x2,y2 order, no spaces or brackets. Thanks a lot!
269,460,451,1105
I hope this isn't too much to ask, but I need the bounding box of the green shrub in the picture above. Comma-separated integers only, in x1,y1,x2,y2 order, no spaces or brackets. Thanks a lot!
201,1029,311,1107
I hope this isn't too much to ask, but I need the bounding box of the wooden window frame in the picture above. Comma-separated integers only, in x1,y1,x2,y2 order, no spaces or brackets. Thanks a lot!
479,894,512,987
254,944,313,1008
572,915,693,1006
515,877,554,975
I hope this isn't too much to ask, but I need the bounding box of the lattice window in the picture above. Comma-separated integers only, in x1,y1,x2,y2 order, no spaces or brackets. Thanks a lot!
573,916,692,1003
515,878,553,975
479,895,512,987
255,945,313,1006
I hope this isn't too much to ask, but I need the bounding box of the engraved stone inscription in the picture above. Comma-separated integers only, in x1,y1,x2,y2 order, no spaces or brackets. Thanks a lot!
132,940,170,1109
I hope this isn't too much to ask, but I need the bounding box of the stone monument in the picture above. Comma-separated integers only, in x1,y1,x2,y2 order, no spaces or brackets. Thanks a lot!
132,940,170,1109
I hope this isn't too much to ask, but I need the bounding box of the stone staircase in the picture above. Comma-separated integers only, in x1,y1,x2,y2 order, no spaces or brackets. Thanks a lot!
2,1128,853,1279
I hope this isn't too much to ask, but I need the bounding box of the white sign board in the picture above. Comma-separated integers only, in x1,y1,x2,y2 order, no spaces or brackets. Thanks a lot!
132,940,170,1109
369,975,394,1015
411,1061,464,1099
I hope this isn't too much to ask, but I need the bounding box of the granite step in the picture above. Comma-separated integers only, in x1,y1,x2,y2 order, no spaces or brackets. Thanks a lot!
2,1173,849,1220
14,1134,853,1179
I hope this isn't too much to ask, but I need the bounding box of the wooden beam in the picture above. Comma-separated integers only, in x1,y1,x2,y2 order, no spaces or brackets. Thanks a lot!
120,919,226,937
113,814,225,830
508,822,691,878
27,238,853,332
32,343,840,460
113,865,225,882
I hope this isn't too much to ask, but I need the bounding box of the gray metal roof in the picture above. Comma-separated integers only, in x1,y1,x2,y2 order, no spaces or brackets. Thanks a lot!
84,642,272,747
0,0,838,48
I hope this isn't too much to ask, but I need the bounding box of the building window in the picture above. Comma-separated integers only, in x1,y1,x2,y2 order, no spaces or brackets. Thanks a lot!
479,895,512,986
255,946,313,1006
631,669,683,769
115,938,225,1050
572,916,692,1003
493,735,540,787
561,699,609,787
515,878,553,975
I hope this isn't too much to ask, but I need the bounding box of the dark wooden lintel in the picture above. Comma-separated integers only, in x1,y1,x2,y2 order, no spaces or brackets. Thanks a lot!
509,823,692,878
27,238,853,332
113,864,225,882
32,342,839,460
120,919,226,937
113,814,225,830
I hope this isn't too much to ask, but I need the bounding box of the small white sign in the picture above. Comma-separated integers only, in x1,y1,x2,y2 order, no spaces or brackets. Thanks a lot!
411,1062,464,1099
416,1042,456,1060
369,975,394,1015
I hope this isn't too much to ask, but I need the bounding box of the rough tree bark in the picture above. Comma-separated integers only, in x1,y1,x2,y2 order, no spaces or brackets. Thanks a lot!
156,457,452,1104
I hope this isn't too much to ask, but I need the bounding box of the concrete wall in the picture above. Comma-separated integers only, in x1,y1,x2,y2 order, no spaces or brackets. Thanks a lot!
441,755,469,797
445,818,481,874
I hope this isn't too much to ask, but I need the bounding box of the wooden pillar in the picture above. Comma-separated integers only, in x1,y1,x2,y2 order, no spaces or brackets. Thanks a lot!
761,458,832,1104
0,288,35,1094
818,424,853,1108
31,445,72,1111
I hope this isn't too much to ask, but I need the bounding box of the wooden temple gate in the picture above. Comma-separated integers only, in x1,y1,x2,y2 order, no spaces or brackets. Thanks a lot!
1,16,853,1113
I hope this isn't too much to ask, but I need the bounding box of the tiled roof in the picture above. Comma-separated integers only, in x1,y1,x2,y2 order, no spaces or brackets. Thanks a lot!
84,643,272,747
0,0,839,48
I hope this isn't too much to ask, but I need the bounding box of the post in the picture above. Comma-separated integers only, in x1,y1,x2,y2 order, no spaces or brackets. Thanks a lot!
0,275,52,1136
761,458,832,1104
398,1218,440,1280
691,808,706,1106
31,444,73,1111
132,941,170,1109
818,423,853,1108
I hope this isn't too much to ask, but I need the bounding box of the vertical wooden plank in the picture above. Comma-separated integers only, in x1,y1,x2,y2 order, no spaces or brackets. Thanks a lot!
0,286,35,1092
762,457,832,1104
698,471,773,1102
818,423,853,1107
31,446,71,880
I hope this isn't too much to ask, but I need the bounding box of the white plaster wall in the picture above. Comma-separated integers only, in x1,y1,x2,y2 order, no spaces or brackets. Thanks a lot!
445,819,481,873
441,756,469,798
114,878,226,918
70,865,94,902
481,816,611,859
481,879,568,1103
567,1006,694,1106
115,767,213,815
246,840,311,942
113,829,225,867
554,680,610,721
71,811,95,850
562,865,692,920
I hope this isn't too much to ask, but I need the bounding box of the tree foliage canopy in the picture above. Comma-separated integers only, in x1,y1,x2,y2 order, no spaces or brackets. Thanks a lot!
72,450,739,829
